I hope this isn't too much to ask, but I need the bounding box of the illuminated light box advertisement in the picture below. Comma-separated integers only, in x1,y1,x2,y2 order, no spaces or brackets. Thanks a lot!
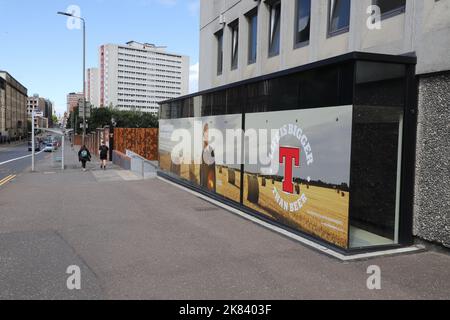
243,106,353,248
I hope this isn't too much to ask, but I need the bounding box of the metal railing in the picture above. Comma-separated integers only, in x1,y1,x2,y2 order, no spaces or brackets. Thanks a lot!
126,150,157,179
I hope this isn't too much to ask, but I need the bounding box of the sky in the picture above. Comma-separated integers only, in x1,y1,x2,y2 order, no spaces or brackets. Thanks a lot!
0,0,200,116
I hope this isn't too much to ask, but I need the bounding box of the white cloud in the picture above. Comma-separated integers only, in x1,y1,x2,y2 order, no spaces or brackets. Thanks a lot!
189,62,199,94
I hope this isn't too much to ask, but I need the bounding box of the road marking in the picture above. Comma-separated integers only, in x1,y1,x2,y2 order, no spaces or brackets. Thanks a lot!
0,175,16,186
0,175,13,184
0,150,45,166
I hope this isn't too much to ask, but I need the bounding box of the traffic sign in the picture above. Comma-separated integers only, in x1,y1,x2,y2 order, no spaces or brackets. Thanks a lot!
78,102,92,118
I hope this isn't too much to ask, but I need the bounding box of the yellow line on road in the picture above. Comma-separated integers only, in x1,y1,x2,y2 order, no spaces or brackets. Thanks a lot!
0,175,13,184
0,175,16,186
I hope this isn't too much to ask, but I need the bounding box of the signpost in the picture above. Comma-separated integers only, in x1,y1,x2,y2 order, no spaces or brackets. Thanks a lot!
32,111,35,172
78,100,91,118
31,128,72,172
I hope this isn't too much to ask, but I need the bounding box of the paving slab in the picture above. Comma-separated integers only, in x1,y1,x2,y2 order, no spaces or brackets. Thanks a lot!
0,230,104,300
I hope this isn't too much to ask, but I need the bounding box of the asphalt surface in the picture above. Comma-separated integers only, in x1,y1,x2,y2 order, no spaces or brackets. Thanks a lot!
0,143,450,300
0,143,47,184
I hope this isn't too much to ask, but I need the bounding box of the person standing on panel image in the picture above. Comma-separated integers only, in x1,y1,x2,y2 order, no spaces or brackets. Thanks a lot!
200,123,216,192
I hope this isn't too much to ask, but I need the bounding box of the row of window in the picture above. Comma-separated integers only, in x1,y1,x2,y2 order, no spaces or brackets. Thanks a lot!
118,58,182,69
117,98,168,103
116,105,159,110
118,60,182,70
117,64,182,75
118,52,182,64
118,92,179,98
117,76,182,85
118,69,182,80
216,0,406,74
118,82,180,90
118,87,180,93
118,81,181,88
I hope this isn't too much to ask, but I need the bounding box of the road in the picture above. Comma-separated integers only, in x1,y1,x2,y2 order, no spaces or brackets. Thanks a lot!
0,143,47,187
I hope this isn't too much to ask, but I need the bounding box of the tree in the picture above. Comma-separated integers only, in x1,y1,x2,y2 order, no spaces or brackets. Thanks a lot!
51,114,59,126
88,107,112,131
83,106,159,133
67,107,83,134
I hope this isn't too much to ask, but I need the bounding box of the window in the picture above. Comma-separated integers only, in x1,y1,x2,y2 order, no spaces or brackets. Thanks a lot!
230,20,239,70
247,9,258,64
216,30,224,75
328,0,351,36
373,0,405,18
295,0,311,47
268,0,281,57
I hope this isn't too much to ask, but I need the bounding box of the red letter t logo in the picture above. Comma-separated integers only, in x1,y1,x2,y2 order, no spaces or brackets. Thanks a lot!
279,147,300,194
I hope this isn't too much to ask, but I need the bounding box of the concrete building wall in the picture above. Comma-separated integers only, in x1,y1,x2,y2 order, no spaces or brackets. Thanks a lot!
99,41,189,114
0,77,5,136
28,95,54,127
199,0,450,248
44,100,53,126
199,0,450,90
0,71,28,139
86,68,100,108
66,92,84,113
100,44,119,108
414,72,450,248
27,95,46,115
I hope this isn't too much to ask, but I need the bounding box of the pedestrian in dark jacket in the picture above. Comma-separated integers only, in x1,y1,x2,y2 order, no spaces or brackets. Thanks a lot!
78,145,91,171
99,141,109,170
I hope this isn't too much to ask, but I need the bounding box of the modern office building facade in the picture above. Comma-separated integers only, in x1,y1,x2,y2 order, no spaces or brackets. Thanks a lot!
159,0,450,251
86,68,100,108
0,71,28,140
99,41,190,114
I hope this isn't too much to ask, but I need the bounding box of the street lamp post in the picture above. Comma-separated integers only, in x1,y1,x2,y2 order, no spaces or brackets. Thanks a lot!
31,110,35,172
57,11,86,145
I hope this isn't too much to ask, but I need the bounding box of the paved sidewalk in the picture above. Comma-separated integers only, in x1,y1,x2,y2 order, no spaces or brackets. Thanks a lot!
34,143,143,182
0,143,450,299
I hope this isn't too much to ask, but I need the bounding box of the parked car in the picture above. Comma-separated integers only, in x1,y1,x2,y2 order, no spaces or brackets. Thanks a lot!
28,139,41,152
44,143,55,152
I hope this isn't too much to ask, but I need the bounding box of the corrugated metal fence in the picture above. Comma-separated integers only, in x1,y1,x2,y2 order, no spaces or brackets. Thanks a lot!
114,128,158,161
75,127,158,161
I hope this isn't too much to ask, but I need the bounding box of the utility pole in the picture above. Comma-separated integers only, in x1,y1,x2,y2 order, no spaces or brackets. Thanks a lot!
31,110,35,172
58,11,86,145
72,108,77,146
61,133,65,171
82,18,86,145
